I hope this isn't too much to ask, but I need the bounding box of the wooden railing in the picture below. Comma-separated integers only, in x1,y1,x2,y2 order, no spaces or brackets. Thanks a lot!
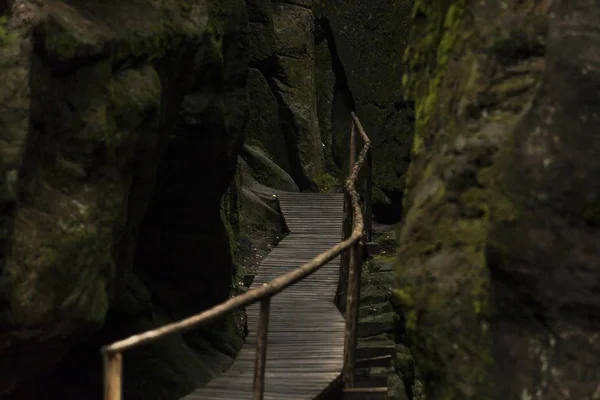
100,112,373,400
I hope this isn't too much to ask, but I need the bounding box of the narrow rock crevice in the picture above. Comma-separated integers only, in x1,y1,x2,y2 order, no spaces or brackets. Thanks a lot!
316,17,356,113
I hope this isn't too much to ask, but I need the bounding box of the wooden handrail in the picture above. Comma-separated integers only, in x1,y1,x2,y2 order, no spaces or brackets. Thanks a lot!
100,111,372,400
342,112,371,388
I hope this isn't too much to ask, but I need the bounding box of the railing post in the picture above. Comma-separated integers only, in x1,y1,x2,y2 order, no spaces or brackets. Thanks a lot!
342,238,364,388
349,120,357,172
339,122,357,313
364,147,373,242
338,191,352,312
253,296,271,400
103,351,123,400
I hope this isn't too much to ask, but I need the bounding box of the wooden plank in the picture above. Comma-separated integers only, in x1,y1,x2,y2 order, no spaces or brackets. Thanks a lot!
181,192,346,400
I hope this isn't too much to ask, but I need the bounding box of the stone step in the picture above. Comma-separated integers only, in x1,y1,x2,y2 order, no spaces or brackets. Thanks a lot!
360,333,393,343
359,301,394,318
355,373,388,388
359,312,396,338
357,340,397,360
344,387,389,400
360,285,390,305
356,355,393,368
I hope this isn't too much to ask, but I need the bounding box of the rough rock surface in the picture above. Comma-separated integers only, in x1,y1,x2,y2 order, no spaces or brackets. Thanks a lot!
0,0,249,398
314,21,336,171
271,0,324,188
397,0,600,399
241,144,299,193
313,0,414,220
243,0,327,191
244,68,289,171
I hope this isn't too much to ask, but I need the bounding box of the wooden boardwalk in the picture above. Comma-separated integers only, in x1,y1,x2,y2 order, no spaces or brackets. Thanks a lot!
182,192,345,400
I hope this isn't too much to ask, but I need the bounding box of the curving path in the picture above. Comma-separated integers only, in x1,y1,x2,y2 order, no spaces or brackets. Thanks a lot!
182,192,345,400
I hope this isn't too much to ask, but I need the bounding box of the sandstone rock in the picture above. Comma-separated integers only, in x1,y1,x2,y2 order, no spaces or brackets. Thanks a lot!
313,0,414,215
246,0,275,66
397,0,600,398
314,32,335,171
271,2,324,188
241,144,299,192
0,0,250,398
244,68,289,171
360,301,394,319
359,312,397,338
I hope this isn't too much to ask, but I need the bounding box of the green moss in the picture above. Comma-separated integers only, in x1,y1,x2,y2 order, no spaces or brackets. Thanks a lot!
412,134,424,156
313,172,339,192
44,29,80,62
395,288,414,308
0,16,16,46
405,309,418,332
403,0,468,152
7,220,112,327
396,2,511,396
108,66,161,129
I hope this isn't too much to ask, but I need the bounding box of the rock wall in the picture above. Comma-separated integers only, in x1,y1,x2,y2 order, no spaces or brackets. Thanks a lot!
242,0,415,221
397,0,600,398
243,0,326,192
313,0,414,221
0,0,419,397
0,0,249,398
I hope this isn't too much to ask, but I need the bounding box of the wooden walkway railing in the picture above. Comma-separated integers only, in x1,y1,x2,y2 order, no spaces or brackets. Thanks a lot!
100,112,373,400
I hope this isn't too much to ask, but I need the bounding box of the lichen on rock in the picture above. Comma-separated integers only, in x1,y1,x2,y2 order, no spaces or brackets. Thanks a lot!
397,0,600,398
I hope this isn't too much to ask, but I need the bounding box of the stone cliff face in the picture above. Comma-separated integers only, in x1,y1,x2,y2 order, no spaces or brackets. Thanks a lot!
397,0,600,399
0,0,248,398
0,0,418,398
314,0,414,221
243,0,326,192
242,0,415,222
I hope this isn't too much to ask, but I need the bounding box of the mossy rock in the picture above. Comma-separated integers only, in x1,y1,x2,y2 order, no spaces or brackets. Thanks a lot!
241,144,299,192
361,284,392,306
388,373,410,400
361,270,395,290
394,0,597,398
358,337,396,349
394,344,415,391
0,0,251,397
313,172,339,192
358,312,396,338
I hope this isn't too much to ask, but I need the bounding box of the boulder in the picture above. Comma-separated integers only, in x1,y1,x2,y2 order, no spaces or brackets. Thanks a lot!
241,144,299,192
